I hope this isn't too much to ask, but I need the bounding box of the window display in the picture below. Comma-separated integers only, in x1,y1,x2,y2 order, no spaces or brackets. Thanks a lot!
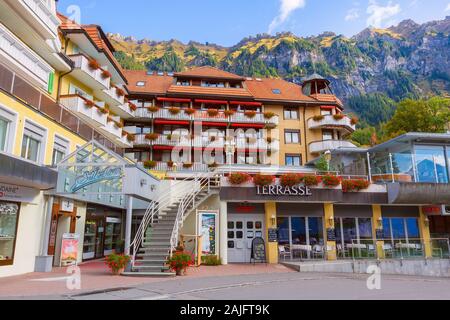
104,217,122,255
0,202,19,265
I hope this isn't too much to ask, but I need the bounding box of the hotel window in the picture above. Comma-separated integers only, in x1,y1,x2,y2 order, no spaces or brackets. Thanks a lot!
52,136,69,166
0,202,19,266
272,89,281,94
321,109,332,116
21,121,46,163
285,154,302,166
414,145,449,183
0,106,16,153
176,80,190,86
284,107,299,120
136,81,146,87
285,130,300,144
322,130,334,141
0,118,8,152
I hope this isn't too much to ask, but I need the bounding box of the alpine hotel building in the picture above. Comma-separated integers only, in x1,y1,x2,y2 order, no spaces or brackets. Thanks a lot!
0,0,449,277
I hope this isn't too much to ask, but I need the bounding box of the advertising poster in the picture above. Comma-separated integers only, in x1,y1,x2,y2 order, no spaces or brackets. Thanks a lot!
60,233,80,267
199,212,217,255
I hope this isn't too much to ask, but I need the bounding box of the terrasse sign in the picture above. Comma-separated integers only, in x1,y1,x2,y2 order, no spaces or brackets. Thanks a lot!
256,185,313,197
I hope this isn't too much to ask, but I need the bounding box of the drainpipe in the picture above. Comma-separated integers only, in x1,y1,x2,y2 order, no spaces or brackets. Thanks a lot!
303,105,308,163
56,38,74,103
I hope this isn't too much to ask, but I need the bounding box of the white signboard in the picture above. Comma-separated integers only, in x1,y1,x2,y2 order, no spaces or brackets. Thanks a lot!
0,184,39,203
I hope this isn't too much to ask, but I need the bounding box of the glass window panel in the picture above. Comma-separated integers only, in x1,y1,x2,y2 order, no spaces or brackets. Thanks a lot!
236,231,243,239
382,218,392,240
358,218,373,240
406,218,420,239
335,218,343,245
27,137,40,162
342,218,357,245
247,222,254,229
0,203,19,263
255,222,262,229
277,217,290,246
391,218,406,239
236,222,243,230
308,217,324,246
228,222,234,229
291,217,307,245
228,231,234,239
0,118,8,151
415,145,449,183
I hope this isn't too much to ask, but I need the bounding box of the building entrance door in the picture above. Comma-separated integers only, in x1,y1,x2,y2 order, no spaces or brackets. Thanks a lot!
227,214,265,263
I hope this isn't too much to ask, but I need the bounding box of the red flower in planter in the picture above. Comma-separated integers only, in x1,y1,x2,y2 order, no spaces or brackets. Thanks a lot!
101,70,112,79
143,160,157,169
253,174,275,187
145,133,160,141
129,103,137,112
321,175,341,188
228,172,251,185
244,110,257,118
148,106,159,113
280,173,303,187
184,108,196,115
263,111,276,119
207,109,219,117
84,99,95,108
302,175,320,187
224,110,236,117
333,113,345,121
88,59,100,70
126,134,136,142
342,179,370,192
115,87,125,97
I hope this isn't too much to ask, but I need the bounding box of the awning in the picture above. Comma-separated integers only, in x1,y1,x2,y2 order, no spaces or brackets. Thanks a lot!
321,106,335,110
195,99,228,105
157,97,191,103
154,120,191,126
229,101,262,107
230,123,265,129
152,145,175,151
194,121,228,127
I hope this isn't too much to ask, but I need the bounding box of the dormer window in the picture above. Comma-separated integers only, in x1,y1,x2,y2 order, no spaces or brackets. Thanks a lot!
177,80,190,86
201,81,225,88
136,81,146,87
272,89,281,94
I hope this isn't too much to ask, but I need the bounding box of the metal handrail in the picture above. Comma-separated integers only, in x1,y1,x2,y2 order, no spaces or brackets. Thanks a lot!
129,173,205,265
169,173,217,256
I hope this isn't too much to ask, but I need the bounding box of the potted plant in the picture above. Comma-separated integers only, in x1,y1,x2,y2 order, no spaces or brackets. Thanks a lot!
280,173,303,187
184,108,196,115
183,162,193,169
263,111,276,119
244,110,257,118
126,133,136,143
207,109,219,117
201,255,222,266
313,115,324,122
148,106,160,113
105,253,130,276
88,59,100,70
145,133,160,141
84,99,95,108
168,106,181,115
253,174,275,186
351,116,359,126
143,160,157,169
129,103,137,112
224,110,235,117
333,113,345,121
101,70,112,79
167,252,193,276
116,87,125,97
228,172,251,185
342,179,370,193
322,175,341,188
167,161,175,168
302,175,320,187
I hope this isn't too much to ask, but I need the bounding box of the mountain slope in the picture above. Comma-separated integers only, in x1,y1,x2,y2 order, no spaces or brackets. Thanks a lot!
109,17,450,104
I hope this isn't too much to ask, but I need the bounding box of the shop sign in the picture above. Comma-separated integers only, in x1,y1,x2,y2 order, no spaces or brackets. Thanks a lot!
251,237,266,263
70,167,123,193
60,233,80,267
268,228,278,243
423,205,447,216
256,185,313,197
0,183,39,203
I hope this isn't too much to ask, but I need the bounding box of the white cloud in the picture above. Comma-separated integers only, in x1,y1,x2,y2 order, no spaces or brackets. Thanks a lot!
345,8,360,21
366,0,401,28
268,0,306,34
446,3,450,11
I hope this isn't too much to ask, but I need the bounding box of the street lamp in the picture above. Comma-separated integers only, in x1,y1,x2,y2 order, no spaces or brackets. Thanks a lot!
225,139,236,175
324,150,332,173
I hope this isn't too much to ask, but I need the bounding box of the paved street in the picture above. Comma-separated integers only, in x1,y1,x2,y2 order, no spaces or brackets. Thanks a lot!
2,261,450,300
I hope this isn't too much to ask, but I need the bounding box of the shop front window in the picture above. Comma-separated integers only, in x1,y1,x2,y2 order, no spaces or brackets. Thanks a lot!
291,217,307,245
0,203,19,266
277,217,290,246
382,217,422,257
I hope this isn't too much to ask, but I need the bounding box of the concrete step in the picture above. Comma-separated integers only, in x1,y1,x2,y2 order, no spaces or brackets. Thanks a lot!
142,243,170,248
132,265,170,272
122,272,175,278
134,258,167,264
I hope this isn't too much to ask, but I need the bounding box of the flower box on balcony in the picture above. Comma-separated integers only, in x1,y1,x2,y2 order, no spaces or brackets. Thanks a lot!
351,117,359,125
302,175,321,187
185,108,196,115
145,133,160,141
167,161,175,168
84,99,95,108
182,163,193,169
333,114,345,121
224,110,235,117
127,134,136,142
143,160,157,169
101,70,112,79
148,106,160,113
244,111,257,119
321,175,341,188
253,174,275,187
280,173,303,187
228,172,251,185
129,103,137,112
98,107,109,115
342,179,370,193
168,107,181,115
313,115,325,122
88,59,100,70
116,87,125,97
263,112,276,119
207,109,219,117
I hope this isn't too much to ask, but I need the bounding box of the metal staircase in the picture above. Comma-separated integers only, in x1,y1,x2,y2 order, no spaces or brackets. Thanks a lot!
126,173,220,276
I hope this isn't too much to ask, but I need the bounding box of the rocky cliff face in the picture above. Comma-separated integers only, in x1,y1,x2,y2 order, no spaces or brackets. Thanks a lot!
109,17,450,102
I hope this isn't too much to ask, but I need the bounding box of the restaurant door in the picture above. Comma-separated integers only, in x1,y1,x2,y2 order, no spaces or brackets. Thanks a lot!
83,217,105,260
227,214,265,263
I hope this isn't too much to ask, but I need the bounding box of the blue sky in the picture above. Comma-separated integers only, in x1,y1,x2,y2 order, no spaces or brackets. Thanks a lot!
57,0,450,46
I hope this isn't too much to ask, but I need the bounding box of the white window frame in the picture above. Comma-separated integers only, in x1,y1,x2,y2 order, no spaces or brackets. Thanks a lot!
52,134,70,166
285,130,300,144
21,119,47,164
0,105,18,154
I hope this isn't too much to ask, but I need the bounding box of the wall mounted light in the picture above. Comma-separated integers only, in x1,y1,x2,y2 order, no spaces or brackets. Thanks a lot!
328,215,334,226
377,217,383,228
424,217,430,227
271,214,276,226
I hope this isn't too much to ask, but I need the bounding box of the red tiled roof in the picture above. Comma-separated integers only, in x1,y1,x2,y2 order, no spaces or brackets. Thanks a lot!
58,13,127,83
245,78,316,102
125,70,174,94
174,66,245,80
